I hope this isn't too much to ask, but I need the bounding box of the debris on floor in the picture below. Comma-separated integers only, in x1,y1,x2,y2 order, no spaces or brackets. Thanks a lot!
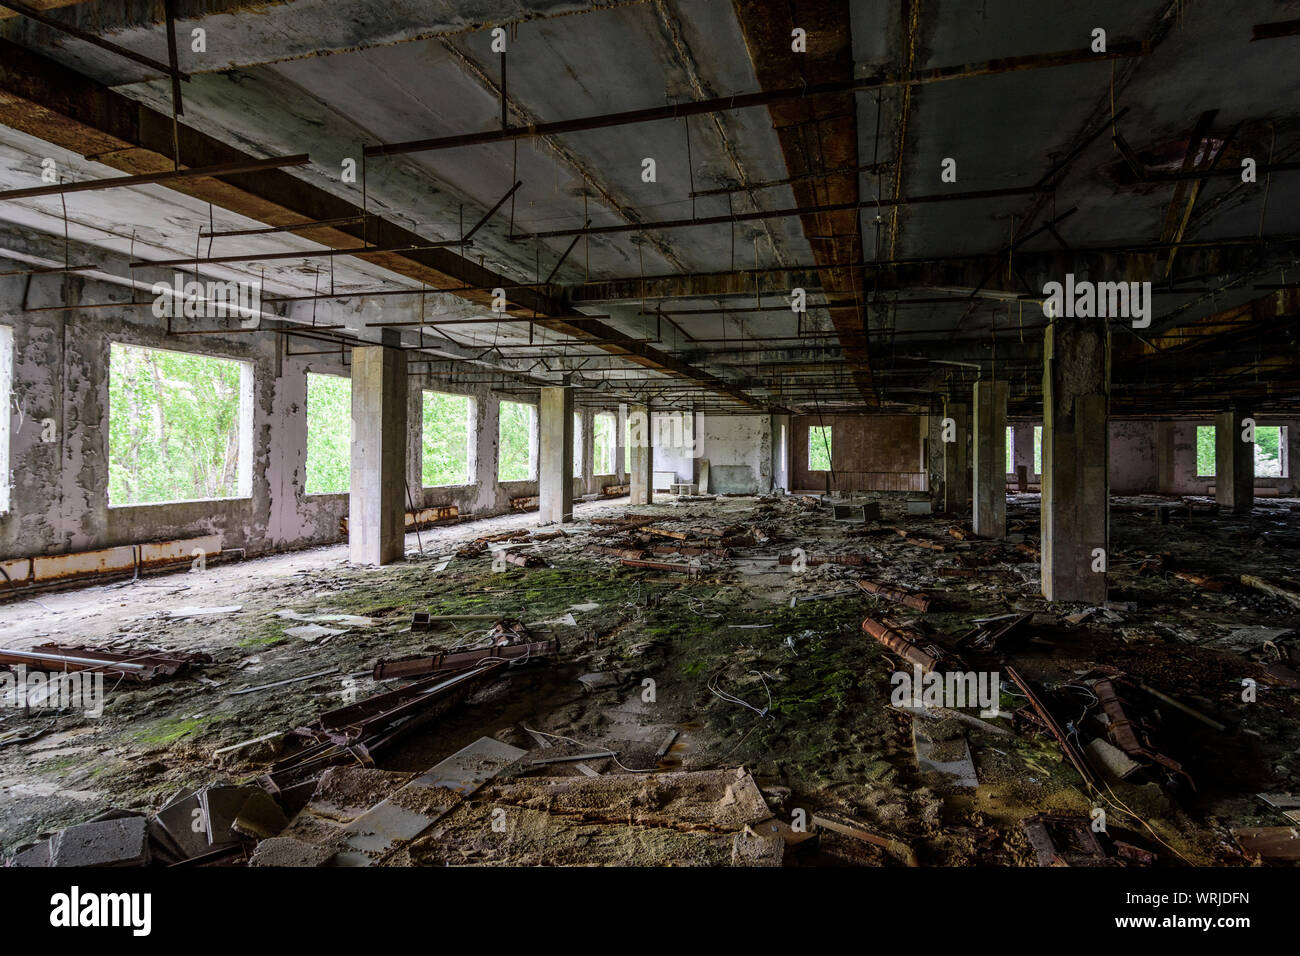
4,491,1300,868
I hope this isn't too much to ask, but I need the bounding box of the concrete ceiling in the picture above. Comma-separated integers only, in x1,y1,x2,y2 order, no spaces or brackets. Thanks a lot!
2,0,1299,415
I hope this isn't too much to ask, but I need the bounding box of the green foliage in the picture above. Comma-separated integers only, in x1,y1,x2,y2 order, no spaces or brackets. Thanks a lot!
1256,426,1283,477
1196,424,1216,476
1005,426,1014,474
1197,423,1284,477
108,344,245,505
498,400,535,481
808,425,832,471
593,412,616,475
305,373,351,494
422,390,471,487
1033,425,1042,475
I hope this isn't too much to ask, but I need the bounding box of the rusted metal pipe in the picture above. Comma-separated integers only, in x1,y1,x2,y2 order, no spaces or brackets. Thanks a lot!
857,579,932,611
862,617,942,672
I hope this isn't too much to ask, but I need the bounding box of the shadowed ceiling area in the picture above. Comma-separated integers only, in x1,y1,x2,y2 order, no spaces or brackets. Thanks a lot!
1,0,1297,417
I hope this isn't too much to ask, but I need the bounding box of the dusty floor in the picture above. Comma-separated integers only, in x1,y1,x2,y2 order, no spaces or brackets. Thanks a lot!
2,492,1298,866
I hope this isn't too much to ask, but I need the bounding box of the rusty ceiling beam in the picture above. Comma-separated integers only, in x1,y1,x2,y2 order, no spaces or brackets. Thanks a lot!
733,0,876,406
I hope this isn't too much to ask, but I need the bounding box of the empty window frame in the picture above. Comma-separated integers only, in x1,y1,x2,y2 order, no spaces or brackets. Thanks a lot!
108,343,253,506
593,412,616,475
1005,426,1014,474
422,390,474,487
1196,423,1288,477
1195,425,1215,477
305,372,351,494
498,400,537,482
808,425,832,471
1256,425,1288,477
1034,425,1042,475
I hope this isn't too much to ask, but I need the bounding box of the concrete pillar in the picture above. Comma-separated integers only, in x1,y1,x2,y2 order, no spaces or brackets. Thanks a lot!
628,403,653,505
1041,319,1109,603
538,385,574,524
941,399,971,514
349,344,408,565
1215,407,1254,513
971,381,1007,536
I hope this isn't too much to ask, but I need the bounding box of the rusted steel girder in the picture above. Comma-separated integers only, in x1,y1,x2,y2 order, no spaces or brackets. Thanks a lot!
734,0,875,406
372,640,557,681
0,644,210,683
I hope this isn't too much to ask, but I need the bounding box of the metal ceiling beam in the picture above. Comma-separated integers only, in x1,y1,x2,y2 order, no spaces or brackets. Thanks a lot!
0,0,188,80
0,154,310,201
364,41,1147,158
512,183,1045,241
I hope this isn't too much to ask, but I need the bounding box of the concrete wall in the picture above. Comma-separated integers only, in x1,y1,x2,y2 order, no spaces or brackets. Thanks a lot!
790,414,925,492
0,266,624,562
1154,418,1300,496
1109,420,1158,495
1007,418,1300,496
699,414,772,494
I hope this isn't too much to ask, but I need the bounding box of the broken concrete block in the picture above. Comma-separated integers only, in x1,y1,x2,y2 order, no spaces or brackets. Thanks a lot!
1085,738,1142,781
50,815,149,867
1219,626,1296,653
283,624,346,642
331,736,527,867
912,721,978,788
154,789,215,860
731,824,785,866
10,839,52,867
249,836,336,868
212,731,285,770
232,789,289,840
578,672,618,690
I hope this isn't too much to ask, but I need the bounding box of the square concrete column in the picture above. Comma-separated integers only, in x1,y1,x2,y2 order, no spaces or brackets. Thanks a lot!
628,404,654,505
538,385,574,524
349,344,408,565
1041,318,1109,603
941,399,971,514
971,380,1007,537
1215,408,1254,513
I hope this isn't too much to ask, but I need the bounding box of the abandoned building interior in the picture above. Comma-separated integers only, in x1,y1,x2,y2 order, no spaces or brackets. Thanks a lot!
0,0,1298,873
